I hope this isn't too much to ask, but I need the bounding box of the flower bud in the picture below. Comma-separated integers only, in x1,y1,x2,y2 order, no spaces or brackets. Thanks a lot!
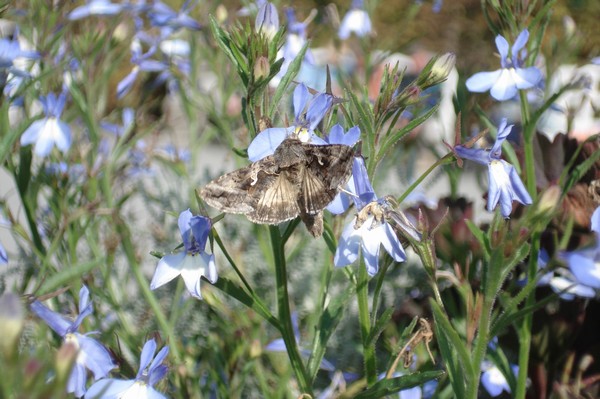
254,56,270,81
255,2,279,39
538,185,561,214
428,52,456,85
0,292,24,357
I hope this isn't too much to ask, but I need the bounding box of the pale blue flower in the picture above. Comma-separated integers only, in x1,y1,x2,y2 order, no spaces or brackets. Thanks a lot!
454,118,532,218
560,206,600,290
334,158,406,276
481,361,518,397
117,40,167,99
255,1,279,39
85,338,169,399
338,0,372,40
0,36,39,74
30,286,116,397
247,83,332,161
466,29,542,101
101,108,135,137
68,0,125,20
150,209,217,299
272,8,315,86
148,0,201,33
20,91,72,157
325,124,362,214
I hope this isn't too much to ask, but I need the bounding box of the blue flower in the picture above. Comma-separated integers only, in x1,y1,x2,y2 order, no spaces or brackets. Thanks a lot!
481,361,518,397
325,124,362,214
68,0,125,20
338,0,372,40
454,118,532,218
148,0,201,33
150,209,217,299
560,206,600,290
271,8,315,87
100,108,135,137
255,1,279,39
247,83,332,161
30,286,116,397
117,39,168,99
20,91,72,157
0,36,39,74
85,338,169,399
465,29,542,101
334,157,406,276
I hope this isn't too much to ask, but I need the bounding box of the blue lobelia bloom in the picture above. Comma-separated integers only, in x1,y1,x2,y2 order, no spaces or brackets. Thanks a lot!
30,286,116,398
148,0,201,33
68,0,125,20
334,157,406,276
255,1,279,39
481,361,518,397
20,91,72,157
454,118,532,218
0,35,39,74
325,124,361,214
338,0,372,40
465,29,542,101
85,338,169,399
247,83,332,161
150,209,217,300
560,206,600,290
117,39,168,99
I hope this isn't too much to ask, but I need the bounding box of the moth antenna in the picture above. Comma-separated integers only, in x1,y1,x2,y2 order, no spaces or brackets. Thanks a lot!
338,186,359,198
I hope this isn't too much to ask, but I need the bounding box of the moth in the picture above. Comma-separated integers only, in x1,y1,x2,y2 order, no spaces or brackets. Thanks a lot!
199,137,354,237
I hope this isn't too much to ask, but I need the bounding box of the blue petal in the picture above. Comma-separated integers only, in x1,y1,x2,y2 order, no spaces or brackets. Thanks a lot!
592,206,600,234
85,379,135,398
507,163,532,205
265,338,287,352
148,346,170,381
490,69,518,101
150,252,187,290
399,386,422,399
293,83,310,120
334,221,361,267
77,333,116,379
247,127,292,161
351,157,376,209
465,70,501,93
491,118,511,156
0,241,7,264
512,29,529,60
117,68,139,99
327,124,360,146
361,223,382,276
30,301,73,336
179,252,217,299
326,191,351,214
495,35,510,66
514,66,542,89
68,362,88,397
20,119,44,146
481,365,510,397
306,93,332,131
189,215,211,251
178,209,194,251
566,251,600,289
148,364,169,387
454,145,489,165
138,339,158,377
380,224,406,263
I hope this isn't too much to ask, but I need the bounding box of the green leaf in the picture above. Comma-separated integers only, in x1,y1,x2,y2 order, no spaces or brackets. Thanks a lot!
430,300,472,397
354,370,445,398
38,259,103,295
465,219,490,257
212,277,279,329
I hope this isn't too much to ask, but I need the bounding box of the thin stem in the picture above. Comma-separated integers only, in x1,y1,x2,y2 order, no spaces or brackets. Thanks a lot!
515,233,540,399
357,255,377,386
269,226,312,395
396,153,455,205
519,90,536,199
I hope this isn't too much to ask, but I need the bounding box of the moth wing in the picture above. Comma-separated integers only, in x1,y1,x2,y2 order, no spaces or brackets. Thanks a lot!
247,171,301,224
199,157,278,214
298,144,354,213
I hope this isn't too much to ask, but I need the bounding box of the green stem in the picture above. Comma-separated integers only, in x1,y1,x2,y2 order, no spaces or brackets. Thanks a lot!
519,90,536,199
396,153,455,205
269,226,312,395
515,233,540,399
357,255,377,386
